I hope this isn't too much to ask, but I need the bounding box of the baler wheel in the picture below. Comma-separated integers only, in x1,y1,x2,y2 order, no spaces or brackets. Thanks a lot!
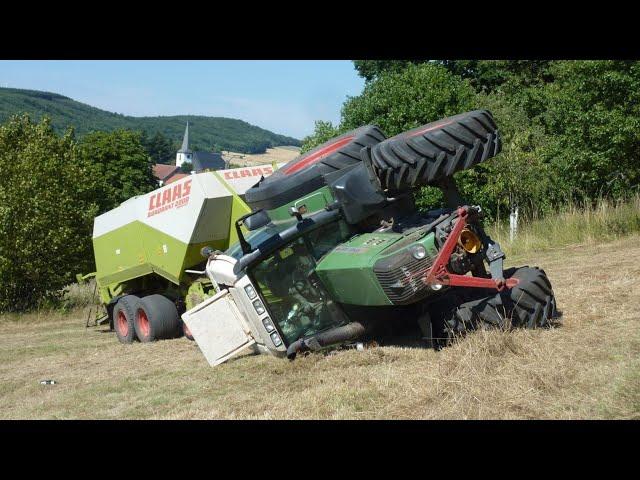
134,294,181,342
113,295,140,344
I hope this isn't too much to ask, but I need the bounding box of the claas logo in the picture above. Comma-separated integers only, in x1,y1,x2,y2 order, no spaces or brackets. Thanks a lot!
223,166,273,180
147,179,192,217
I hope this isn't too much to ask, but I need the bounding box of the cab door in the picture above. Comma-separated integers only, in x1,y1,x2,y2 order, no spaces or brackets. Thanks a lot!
181,289,256,366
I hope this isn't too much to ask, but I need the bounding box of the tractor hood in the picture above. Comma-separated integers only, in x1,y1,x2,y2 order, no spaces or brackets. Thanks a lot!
315,229,439,307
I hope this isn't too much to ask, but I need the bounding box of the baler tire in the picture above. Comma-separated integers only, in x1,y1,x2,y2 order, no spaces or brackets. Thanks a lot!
367,110,501,192
113,295,140,344
134,294,181,343
439,266,558,340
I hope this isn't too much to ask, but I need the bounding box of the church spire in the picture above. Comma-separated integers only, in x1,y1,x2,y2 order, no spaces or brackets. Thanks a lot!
179,122,191,153
176,122,192,168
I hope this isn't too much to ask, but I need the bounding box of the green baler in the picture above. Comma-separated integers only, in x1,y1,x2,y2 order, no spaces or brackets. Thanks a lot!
88,164,282,343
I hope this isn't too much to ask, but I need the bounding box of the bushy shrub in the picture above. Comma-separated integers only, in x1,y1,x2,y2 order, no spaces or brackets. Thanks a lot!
341,62,476,136
0,115,100,312
79,129,156,213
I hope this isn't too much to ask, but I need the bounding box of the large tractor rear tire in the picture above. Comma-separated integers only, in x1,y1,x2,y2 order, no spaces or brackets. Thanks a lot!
113,295,140,344
366,110,501,192
134,294,181,343
434,266,558,343
245,125,385,210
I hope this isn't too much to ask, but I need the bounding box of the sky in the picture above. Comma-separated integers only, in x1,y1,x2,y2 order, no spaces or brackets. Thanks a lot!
0,60,365,139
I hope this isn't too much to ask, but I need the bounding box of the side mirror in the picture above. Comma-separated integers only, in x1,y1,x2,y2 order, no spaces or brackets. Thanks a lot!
244,209,271,231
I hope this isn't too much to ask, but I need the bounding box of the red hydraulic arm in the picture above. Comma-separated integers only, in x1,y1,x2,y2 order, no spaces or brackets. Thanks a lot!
423,207,518,292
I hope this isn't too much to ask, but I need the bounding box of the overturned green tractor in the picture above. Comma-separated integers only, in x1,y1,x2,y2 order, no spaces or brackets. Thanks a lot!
182,110,559,366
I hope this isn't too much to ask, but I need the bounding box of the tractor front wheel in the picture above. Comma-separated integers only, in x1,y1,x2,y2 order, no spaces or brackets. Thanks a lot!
134,295,181,343
434,266,559,343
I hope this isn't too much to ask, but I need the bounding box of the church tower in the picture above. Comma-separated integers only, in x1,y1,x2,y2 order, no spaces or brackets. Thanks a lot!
176,122,192,168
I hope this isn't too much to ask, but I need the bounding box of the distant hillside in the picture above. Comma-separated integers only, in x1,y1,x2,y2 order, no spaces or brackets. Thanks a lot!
0,87,301,154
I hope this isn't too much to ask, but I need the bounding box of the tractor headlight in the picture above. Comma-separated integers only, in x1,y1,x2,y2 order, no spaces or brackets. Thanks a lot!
262,317,275,333
253,299,265,315
244,284,257,300
270,331,283,347
411,244,427,260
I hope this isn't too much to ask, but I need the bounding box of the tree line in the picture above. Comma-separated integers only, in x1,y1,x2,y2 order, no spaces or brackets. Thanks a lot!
3,60,639,312
0,115,157,312
302,60,640,220
0,87,301,154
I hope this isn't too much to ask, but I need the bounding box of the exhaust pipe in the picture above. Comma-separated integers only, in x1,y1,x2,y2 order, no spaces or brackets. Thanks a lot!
286,321,366,360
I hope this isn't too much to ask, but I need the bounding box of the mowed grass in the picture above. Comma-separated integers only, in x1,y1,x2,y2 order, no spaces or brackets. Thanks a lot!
1,234,639,419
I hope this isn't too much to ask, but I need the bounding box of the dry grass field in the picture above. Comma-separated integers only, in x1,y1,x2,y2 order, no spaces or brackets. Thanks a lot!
223,146,300,167
1,234,638,419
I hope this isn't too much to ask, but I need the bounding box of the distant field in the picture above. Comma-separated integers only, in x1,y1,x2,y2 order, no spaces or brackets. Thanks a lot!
224,146,300,167
1,235,638,419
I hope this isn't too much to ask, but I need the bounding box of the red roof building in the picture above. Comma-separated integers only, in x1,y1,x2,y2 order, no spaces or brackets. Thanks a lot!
164,173,189,185
152,164,180,185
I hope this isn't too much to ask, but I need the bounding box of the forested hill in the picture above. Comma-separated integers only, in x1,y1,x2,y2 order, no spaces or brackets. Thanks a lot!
0,87,300,153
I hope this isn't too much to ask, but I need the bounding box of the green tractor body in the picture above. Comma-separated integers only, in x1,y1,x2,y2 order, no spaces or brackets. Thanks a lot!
182,111,559,365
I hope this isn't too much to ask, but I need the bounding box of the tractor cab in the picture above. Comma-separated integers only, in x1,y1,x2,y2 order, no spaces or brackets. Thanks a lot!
247,229,350,346
184,206,356,365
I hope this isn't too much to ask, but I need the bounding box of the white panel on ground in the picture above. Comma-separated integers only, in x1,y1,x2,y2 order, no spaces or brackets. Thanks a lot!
182,289,256,366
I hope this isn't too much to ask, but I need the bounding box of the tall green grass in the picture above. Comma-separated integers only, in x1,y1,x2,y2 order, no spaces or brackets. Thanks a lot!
487,194,640,257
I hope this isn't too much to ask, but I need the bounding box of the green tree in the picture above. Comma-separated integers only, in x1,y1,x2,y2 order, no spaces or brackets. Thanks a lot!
0,115,101,312
180,161,193,173
300,120,341,154
456,92,562,219
141,130,175,164
354,60,554,96
79,129,156,213
309,60,640,221
542,61,640,201
342,62,476,136
353,60,418,82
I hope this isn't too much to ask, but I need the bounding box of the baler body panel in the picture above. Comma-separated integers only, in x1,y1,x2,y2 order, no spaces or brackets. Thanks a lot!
91,167,288,299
